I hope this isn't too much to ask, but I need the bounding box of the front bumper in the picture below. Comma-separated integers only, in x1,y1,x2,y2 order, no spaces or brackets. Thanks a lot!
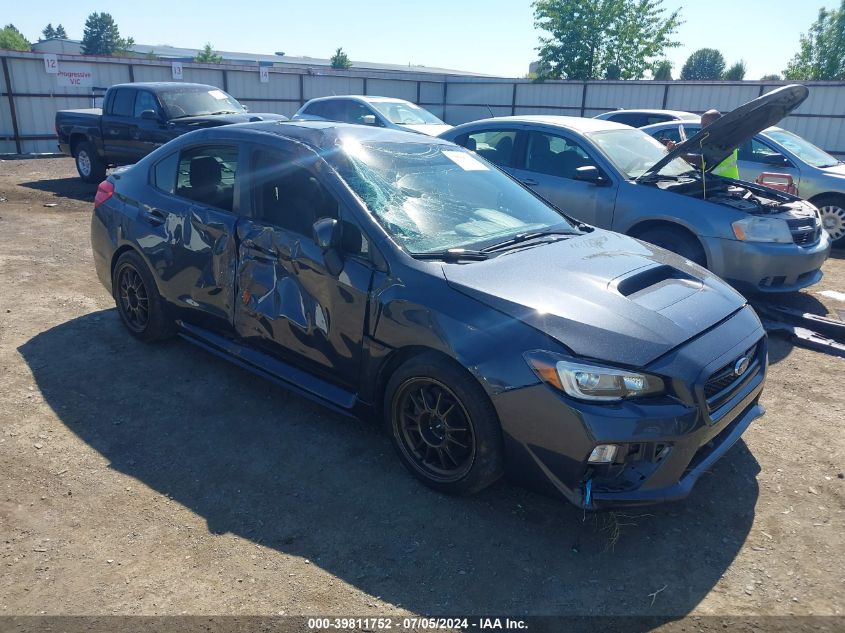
703,233,831,293
493,305,767,508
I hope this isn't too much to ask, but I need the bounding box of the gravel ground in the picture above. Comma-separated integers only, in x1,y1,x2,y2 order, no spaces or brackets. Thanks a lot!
0,157,843,621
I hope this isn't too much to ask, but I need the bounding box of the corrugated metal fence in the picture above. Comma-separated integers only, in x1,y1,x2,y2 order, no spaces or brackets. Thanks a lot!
3,49,845,156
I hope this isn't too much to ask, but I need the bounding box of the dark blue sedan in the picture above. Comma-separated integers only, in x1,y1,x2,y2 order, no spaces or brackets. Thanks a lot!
90,120,767,508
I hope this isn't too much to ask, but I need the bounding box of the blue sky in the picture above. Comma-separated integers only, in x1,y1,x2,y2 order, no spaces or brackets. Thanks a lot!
5,0,837,79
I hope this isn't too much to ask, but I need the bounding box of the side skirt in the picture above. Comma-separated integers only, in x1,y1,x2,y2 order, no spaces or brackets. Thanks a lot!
177,321,364,418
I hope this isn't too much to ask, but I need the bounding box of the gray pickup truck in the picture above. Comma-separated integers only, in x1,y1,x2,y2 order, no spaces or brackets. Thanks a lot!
56,82,287,182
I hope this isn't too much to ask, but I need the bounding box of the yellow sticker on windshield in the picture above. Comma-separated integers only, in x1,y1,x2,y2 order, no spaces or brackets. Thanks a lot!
442,150,489,171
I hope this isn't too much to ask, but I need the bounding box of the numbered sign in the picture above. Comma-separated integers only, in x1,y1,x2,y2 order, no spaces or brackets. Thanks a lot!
43,54,58,74
259,66,270,83
171,62,183,80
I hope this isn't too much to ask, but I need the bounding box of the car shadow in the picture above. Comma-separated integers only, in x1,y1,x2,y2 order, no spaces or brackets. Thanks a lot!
18,177,97,203
18,310,760,619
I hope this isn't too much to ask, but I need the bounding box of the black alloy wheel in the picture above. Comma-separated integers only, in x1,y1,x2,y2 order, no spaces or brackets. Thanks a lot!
393,377,476,483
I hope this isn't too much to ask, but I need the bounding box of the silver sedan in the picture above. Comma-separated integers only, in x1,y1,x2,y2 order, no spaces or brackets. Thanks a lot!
643,119,845,246
439,92,830,294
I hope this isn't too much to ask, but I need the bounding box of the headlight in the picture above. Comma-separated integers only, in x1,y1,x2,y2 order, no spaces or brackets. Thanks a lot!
731,217,793,243
525,352,665,402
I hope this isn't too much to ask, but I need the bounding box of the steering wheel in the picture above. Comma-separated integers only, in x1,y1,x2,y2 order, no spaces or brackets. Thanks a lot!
169,104,188,118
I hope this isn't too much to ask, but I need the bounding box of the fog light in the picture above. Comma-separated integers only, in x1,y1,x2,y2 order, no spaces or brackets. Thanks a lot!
588,444,618,463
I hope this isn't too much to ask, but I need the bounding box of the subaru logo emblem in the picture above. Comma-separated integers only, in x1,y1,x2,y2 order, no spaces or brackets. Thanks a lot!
733,356,750,377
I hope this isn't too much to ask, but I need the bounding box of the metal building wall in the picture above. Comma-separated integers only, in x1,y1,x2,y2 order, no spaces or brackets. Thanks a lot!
4,49,845,157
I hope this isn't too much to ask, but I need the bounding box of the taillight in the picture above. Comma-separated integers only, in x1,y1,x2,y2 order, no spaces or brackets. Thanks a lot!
94,180,114,208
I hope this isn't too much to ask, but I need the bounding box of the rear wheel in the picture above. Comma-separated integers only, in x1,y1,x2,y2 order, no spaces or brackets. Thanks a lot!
112,251,174,342
384,353,503,495
813,195,845,246
635,226,707,268
75,141,106,184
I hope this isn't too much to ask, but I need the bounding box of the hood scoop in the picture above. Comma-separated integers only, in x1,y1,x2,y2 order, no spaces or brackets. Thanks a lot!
611,264,704,311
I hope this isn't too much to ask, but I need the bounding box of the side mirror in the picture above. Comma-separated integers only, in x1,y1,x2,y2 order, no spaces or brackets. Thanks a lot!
361,114,377,126
312,217,343,275
574,165,610,186
140,109,160,121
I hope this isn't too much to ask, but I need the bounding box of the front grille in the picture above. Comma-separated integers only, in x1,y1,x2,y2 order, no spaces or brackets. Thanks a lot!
704,341,762,412
787,218,821,246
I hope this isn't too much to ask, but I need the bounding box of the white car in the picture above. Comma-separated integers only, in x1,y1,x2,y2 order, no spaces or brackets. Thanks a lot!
594,109,699,128
293,95,451,137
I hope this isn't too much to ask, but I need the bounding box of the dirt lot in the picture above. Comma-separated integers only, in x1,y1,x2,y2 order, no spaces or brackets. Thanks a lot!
0,157,843,621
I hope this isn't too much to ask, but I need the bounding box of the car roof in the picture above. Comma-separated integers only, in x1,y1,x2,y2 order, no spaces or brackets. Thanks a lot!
449,115,634,134
640,119,786,134
304,95,411,105
110,82,216,91
186,119,454,150
597,109,698,119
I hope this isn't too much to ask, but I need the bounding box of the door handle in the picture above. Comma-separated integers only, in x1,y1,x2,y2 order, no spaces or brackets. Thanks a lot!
108,129,119,135
141,208,167,226
521,178,539,186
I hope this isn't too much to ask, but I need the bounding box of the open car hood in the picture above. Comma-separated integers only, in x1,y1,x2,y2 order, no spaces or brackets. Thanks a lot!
639,84,809,180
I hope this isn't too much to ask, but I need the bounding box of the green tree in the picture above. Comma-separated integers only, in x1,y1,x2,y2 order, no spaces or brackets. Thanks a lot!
80,12,134,56
0,24,30,51
195,43,222,63
760,73,782,81
784,2,845,80
55,24,67,38
42,23,55,40
604,63,621,79
330,47,352,69
652,59,673,79
723,60,746,80
532,0,682,80
680,48,725,80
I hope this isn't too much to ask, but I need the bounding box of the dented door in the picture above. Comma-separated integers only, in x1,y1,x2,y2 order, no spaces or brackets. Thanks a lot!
233,220,372,388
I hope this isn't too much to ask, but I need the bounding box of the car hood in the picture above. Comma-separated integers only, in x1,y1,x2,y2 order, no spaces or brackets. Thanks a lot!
442,230,746,367
640,84,809,179
173,112,288,127
397,123,453,137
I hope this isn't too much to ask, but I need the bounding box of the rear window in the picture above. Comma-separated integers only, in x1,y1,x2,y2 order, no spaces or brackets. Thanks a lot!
110,89,135,117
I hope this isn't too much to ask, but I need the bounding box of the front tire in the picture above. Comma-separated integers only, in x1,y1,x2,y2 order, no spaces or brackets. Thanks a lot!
384,353,503,495
112,251,174,342
635,226,707,268
813,195,845,247
75,141,106,184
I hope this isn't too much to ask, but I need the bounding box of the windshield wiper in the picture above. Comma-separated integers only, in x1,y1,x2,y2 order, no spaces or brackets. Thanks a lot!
482,229,576,253
412,249,489,261
209,110,240,115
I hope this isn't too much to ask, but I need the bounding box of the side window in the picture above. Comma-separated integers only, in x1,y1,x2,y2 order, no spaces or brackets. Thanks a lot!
343,101,375,125
251,148,339,236
340,216,371,261
644,114,673,126
303,101,326,118
110,89,135,117
740,138,785,164
153,152,178,194
608,113,645,127
461,129,518,167
526,132,598,179
175,145,239,212
652,127,682,146
134,91,159,118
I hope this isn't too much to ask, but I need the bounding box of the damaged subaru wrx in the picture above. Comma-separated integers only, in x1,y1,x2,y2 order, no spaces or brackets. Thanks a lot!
91,120,766,508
